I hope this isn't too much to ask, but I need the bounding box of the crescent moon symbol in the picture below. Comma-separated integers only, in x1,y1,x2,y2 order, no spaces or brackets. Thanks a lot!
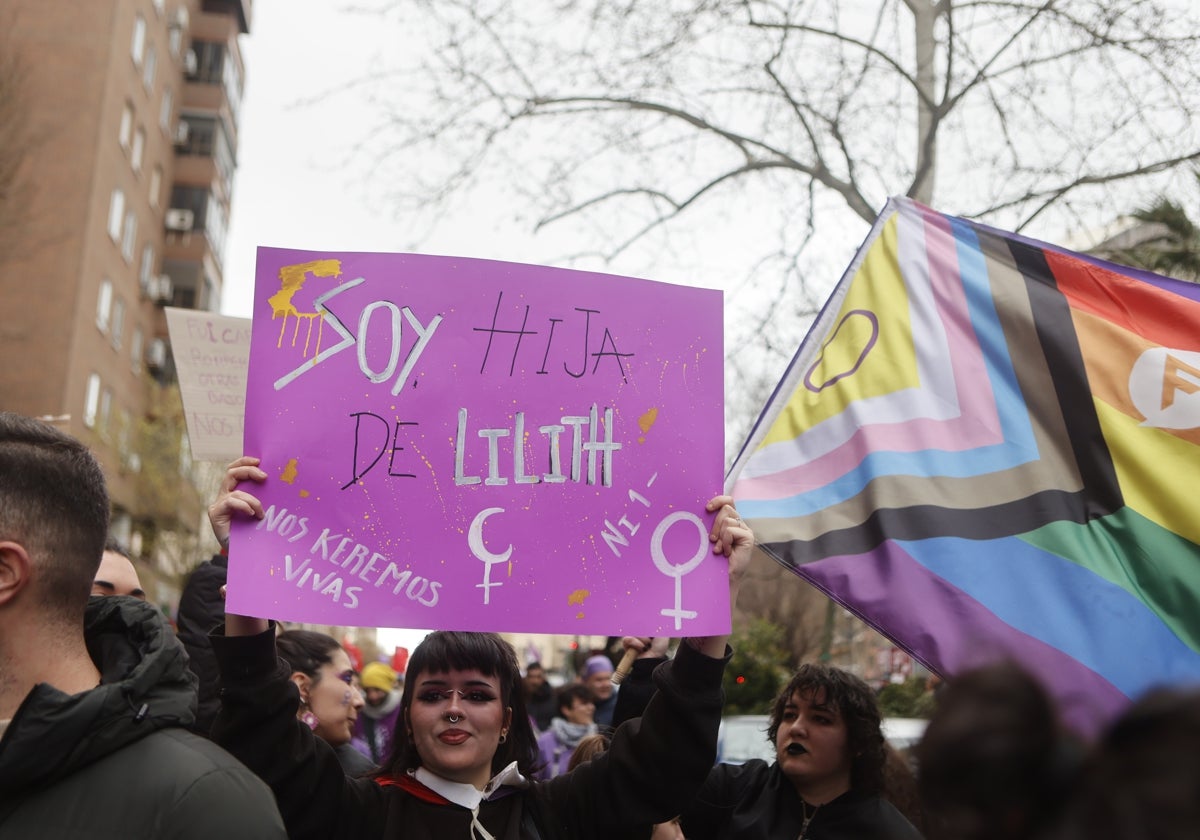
468,507,513,564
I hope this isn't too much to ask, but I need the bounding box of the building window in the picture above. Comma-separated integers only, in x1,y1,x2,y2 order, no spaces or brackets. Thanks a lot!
84,373,101,428
119,102,133,150
107,188,125,242
152,0,165,15
131,127,145,173
98,388,113,439
139,244,155,293
111,297,125,350
143,45,157,91
176,113,236,188
149,166,162,208
168,7,188,57
96,279,113,332
131,327,143,373
169,185,227,260
117,409,132,460
131,14,146,66
121,211,137,262
159,88,173,132
223,54,243,120
179,430,192,475
188,41,224,84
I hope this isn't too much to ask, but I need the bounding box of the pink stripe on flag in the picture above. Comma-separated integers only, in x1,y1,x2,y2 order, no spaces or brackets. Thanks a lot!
737,212,1004,500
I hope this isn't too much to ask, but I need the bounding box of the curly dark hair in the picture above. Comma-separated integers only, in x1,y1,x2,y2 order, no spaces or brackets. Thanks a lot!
381,631,540,779
767,663,887,795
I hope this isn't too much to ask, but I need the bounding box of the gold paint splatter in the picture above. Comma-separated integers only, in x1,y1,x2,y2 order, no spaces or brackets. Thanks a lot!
279,458,299,484
270,260,342,354
567,589,589,606
299,489,310,498
576,611,585,619
638,407,659,444
508,561,513,577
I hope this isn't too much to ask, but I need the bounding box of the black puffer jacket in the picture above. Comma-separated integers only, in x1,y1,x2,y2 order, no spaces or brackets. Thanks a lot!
0,596,284,838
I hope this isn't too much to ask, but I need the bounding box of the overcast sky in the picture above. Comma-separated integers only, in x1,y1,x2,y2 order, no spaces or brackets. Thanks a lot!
222,0,598,324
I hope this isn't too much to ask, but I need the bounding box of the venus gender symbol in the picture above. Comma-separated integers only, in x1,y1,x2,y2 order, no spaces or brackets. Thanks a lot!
651,511,708,630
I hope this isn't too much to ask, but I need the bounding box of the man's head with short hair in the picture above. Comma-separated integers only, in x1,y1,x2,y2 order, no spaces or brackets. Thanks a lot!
92,539,146,600
523,661,546,693
0,412,109,622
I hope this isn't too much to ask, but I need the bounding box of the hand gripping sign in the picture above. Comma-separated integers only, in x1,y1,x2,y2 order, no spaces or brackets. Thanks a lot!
227,249,727,635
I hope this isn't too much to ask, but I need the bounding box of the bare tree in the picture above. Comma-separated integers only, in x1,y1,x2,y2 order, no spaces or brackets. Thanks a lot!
339,0,1200,650
346,1,1200,360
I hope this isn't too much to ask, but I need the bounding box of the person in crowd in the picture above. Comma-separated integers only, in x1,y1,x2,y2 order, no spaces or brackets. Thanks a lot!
1051,685,1200,840
581,653,618,727
523,661,556,732
0,413,285,838
175,540,231,734
207,454,749,840
566,731,611,771
90,538,146,600
535,683,599,779
612,636,671,728
354,660,404,765
276,629,373,776
882,742,924,835
567,729,687,839
915,661,1079,840
680,663,923,839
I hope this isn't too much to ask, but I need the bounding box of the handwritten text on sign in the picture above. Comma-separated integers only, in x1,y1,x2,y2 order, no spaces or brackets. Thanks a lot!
228,250,725,634
164,307,250,462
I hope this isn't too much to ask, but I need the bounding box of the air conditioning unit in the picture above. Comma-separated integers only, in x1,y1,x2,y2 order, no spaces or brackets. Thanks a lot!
146,338,167,371
174,120,190,145
152,274,174,304
164,208,194,232
184,48,198,75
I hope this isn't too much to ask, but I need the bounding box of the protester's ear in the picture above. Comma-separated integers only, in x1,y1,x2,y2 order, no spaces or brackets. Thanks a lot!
0,541,32,606
289,672,311,702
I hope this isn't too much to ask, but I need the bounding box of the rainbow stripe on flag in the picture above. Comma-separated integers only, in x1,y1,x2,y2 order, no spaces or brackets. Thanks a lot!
729,196,1200,735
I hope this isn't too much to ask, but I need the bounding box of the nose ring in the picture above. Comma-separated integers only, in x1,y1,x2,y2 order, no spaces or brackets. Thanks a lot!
447,713,461,724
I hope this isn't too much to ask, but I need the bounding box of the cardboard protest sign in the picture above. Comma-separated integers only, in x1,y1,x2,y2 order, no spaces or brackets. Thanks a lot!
164,307,250,461
227,249,726,634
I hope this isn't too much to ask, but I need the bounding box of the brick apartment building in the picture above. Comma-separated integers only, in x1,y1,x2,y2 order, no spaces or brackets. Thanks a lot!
0,0,250,607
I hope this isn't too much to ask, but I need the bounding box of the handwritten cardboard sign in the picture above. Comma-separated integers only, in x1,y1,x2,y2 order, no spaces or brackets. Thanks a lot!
227,249,726,634
164,307,250,462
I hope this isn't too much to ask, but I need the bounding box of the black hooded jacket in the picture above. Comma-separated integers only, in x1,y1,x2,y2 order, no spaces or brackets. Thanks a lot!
0,596,284,838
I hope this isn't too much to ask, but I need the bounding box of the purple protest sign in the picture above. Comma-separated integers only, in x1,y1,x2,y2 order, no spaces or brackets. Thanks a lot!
227,249,726,634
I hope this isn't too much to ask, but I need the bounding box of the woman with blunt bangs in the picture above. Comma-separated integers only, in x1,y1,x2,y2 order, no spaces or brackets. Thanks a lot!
207,456,751,840
383,630,543,783
681,664,923,840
